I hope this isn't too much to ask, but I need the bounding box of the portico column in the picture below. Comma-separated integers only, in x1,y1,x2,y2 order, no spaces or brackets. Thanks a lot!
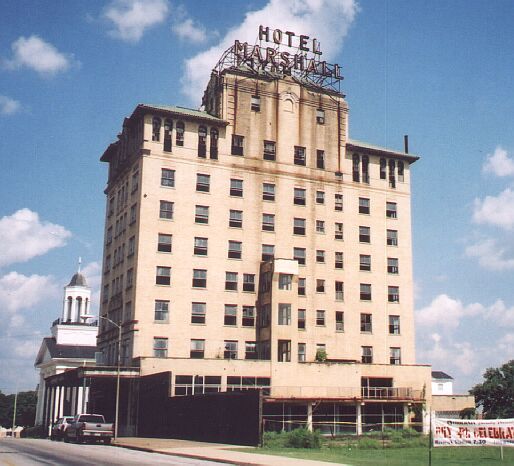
356,403,363,435
52,387,59,424
306,403,313,432
403,404,410,429
77,387,84,415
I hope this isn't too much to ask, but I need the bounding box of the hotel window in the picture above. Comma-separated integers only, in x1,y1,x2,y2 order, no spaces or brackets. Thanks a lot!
278,303,291,325
210,128,219,159
294,218,306,235
159,201,174,219
176,121,184,146
243,274,255,292
262,213,275,232
154,300,169,322
335,193,343,211
131,171,139,193
359,197,370,214
262,244,275,261
130,203,137,224
360,313,372,332
335,252,344,269
398,161,405,182
388,286,400,302
278,274,293,290
352,154,360,182
191,302,206,324
293,247,306,265
195,205,209,224
386,202,397,218
245,341,258,360
230,178,243,197
389,315,401,334
298,343,306,362
231,134,244,156
128,236,135,257
387,229,398,246
316,220,325,233
294,187,306,205
224,340,238,359
336,311,344,332
152,117,161,142
229,210,243,228
316,190,325,204
316,108,325,124
153,337,168,358
161,168,175,187
228,240,242,259
224,304,237,326
316,150,325,169
388,258,399,274
196,173,210,192
190,339,205,358
242,306,255,326
263,182,275,201
278,340,291,362
298,278,306,296
359,226,370,243
360,283,372,301
158,233,172,253
390,347,401,365
251,95,261,112
294,146,306,166
156,266,171,285
316,250,325,263
316,310,326,326
263,140,276,161
389,159,396,188
225,272,238,291
160,118,171,150
194,237,208,256
361,346,373,364
380,158,387,179
335,222,344,240
335,281,344,301
192,269,207,288
298,309,306,329
362,155,370,183
197,126,207,158
316,279,325,293
360,254,371,271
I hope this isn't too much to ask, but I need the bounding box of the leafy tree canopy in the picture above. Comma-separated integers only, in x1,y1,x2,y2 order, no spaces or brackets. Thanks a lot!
470,360,514,419
0,390,37,427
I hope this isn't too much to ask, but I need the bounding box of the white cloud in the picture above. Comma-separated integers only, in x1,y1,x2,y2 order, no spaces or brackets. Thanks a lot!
483,146,514,177
172,17,207,44
473,188,514,230
0,209,71,267
104,0,169,42
0,95,21,115
0,272,59,314
181,0,358,103
4,35,73,76
485,299,514,327
465,237,514,270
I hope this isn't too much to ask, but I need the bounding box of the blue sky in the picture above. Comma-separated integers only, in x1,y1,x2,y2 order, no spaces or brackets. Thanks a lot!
1,0,514,393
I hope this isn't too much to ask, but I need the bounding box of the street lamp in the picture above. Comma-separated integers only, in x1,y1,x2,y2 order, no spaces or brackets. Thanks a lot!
99,315,121,441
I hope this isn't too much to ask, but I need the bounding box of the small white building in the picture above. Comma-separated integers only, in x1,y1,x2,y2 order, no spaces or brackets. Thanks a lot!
34,267,98,427
431,371,454,395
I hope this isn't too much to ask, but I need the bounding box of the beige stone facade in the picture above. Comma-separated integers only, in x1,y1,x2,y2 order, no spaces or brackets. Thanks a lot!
99,67,431,432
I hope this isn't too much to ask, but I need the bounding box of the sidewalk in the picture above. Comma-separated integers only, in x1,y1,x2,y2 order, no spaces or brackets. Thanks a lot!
114,437,349,466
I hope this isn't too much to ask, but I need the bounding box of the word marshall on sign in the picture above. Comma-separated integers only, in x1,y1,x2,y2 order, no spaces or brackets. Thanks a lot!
434,418,514,447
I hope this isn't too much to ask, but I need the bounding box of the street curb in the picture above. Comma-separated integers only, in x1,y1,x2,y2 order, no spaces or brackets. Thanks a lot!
113,442,264,466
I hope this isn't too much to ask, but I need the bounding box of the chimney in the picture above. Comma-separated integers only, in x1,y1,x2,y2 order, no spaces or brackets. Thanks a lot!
404,135,409,154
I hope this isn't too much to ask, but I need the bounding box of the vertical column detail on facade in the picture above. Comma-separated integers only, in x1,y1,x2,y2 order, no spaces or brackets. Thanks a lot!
306,403,313,432
356,403,363,435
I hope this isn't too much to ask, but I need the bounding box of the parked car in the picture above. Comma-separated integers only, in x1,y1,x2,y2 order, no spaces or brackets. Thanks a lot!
64,414,114,444
50,416,74,441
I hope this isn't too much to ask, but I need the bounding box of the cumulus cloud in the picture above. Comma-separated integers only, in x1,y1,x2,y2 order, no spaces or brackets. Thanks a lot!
181,0,358,102
171,7,208,44
4,35,73,76
416,294,483,330
0,95,21,115
472,188,514,230
465,237,514,270
0,209,71,267
104,0,169,42
483,146,514,177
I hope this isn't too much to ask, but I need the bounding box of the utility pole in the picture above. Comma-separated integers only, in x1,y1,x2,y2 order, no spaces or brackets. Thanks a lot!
12,390,18,435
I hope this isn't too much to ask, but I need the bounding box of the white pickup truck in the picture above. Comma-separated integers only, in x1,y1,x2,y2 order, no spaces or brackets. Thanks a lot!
64,414,114,444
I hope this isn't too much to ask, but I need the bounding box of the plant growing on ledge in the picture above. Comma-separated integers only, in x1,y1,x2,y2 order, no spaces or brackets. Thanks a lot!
315,348,327,362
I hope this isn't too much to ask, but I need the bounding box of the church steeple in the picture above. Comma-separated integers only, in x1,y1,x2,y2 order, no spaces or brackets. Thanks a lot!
62,259,92,323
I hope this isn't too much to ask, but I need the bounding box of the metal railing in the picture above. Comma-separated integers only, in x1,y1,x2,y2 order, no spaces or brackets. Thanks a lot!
52,318,98,327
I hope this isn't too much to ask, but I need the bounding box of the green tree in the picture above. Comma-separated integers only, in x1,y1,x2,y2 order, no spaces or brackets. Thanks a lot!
470,360,514,419
0,390,37,427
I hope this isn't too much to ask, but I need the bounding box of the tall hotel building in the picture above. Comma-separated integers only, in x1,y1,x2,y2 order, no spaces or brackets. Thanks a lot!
98,31,431,434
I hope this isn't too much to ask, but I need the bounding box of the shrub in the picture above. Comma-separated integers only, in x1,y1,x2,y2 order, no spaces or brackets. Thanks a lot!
262,431,287,448
21,425,47,438
286,428,321,449
356,437,381,449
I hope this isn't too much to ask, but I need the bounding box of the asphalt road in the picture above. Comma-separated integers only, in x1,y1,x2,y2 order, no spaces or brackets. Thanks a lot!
0,438,230,466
